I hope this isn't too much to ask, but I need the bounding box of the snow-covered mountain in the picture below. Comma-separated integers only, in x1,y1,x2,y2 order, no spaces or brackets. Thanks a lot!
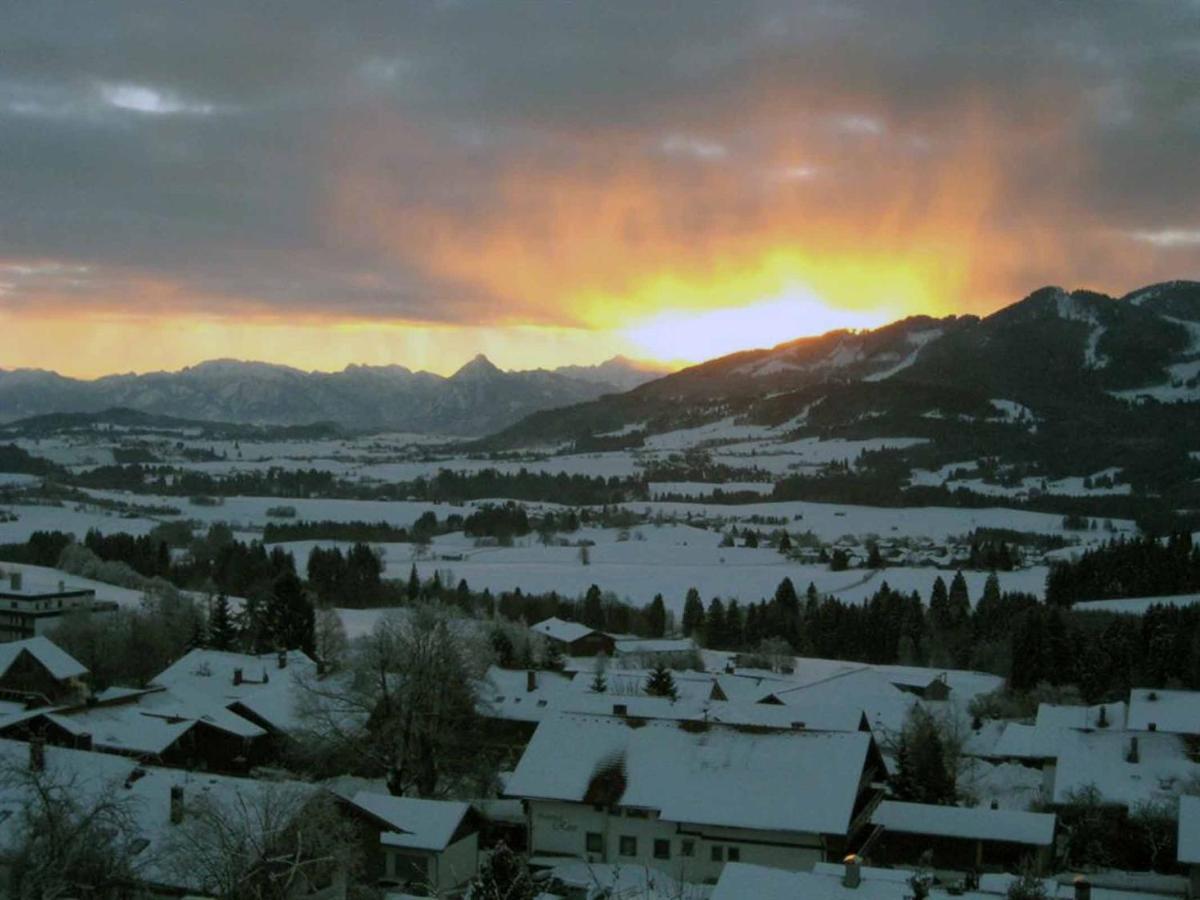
484,280,1200,447
0,355,664,436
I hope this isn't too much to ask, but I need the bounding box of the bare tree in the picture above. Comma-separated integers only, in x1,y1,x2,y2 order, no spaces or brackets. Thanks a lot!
296,605,490,797
161,786,357,900
313,605,350,671
0,756,146,900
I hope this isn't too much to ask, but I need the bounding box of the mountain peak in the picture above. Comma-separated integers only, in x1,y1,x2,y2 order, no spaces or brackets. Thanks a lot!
451,353,502,380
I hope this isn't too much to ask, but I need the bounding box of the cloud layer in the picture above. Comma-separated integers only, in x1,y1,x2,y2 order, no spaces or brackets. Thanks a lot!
2,1,1198,373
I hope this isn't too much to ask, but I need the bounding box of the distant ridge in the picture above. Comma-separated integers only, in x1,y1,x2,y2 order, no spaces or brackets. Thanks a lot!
0,355,664,436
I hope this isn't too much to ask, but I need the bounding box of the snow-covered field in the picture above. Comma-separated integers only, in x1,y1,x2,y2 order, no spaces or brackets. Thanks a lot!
273,525,1050,614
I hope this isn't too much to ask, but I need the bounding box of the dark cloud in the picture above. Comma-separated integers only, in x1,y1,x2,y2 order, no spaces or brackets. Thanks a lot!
1,0,1198,323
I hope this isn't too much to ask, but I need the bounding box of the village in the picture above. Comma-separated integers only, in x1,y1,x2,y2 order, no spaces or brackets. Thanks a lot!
1,597,1199,900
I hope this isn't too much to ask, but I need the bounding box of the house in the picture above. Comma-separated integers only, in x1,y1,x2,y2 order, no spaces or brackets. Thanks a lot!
1050,729,1200,809
612,638,698,668
757,667,918,737
341,791,478,895
505,712,886,884
529,618,615,657
0,636,89,705
868,800,1056,872
151,647,320,736
0,571,117,643
0,684,269,771
1128,689,1200,735
0,737,340,898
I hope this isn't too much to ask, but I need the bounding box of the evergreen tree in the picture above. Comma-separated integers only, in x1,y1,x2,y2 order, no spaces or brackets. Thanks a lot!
981,572,1001,607
778,532,792,553
947,571,970,623
590,654,608,693
406,564,420,602
646,594,667,638
468,841,536,900
681,588,705,637
581,584,604,629
644,663,678,700
706,598,727,649
543,639,565,672
208,593,236,651
929,577,950,630
268,570,315,654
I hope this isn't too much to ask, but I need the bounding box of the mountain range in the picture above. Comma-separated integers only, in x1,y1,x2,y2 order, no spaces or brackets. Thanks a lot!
0,355,666,436
484,280,1200,452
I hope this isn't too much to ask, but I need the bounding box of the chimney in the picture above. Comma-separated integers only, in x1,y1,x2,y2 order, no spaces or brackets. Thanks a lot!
1148,722,1157,732
29,735,45,772
842,854,862,889
990,800,999,810
233,668,243,686
1128,736,1140,764
526,670,537,693
76,732,93,752
277,649,287,670
1074,876,1091,900
613,703,628,716
10,572,22,592
170,785,185,825
57,580,65,593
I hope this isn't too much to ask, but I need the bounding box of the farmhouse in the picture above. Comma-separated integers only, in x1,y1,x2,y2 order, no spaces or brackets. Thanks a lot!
0,636,88,705
341,791,479,895
529,617,615,657
505,712,886,884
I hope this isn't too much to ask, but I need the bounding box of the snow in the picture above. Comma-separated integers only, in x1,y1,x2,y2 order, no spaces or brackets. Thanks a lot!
0,636,87,681
871,800,1055,845
531,616,600,644
648,481,774,498
506,713,874,836
348,791,471,851
1179,795,1200,863
642,418,777,451
863,329,943,383
1074,593,1200,615
1127,688,1200,734
1052,729,1199,807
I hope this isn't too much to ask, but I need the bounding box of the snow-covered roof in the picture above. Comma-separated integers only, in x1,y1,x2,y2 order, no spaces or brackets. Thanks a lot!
871,800,1055,846
1128,689,1200,735
530,617,602,644
0,637,88,682
1037,702,1128,731
347,791,471,851
478,666,577,723
505,713,876,836
762,667,916,735
613,638,697,656
1179,794,1200,864
151,647,318,733
989,723,1067,760
1052,730,1199,807
0,738,316,894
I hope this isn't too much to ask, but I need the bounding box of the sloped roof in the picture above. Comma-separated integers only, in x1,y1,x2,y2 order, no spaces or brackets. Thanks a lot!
0,637,88,681
0,738,316,894
152,647,318,732
347,791,471,851
530,617,600,644
1053,730,1199,807
1128,689,1200,735
872,800,1055,846
1037,701,1128,731
506,713,874,835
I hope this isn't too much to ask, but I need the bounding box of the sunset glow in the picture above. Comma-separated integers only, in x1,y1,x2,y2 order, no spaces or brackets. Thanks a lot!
2,3,1197,378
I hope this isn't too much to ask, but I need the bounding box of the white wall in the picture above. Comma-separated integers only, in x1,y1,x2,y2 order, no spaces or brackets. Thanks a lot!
528,800,825,884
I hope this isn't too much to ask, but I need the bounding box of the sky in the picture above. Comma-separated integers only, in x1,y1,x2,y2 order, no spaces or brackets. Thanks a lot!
2,1,1199,378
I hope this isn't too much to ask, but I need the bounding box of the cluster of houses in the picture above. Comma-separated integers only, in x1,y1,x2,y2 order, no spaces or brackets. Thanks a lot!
5,616,1200,898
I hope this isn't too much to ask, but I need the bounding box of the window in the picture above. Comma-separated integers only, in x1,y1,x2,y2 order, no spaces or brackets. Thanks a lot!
710,846,724,862
728,847,741,862
680,839,695,857
619,835,637,857
653,839,671,860
586,832,603,854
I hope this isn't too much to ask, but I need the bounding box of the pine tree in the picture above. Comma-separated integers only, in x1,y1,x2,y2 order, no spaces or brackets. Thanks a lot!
268,570,315,654
646,594,667,638
948,570,970,622
929,577,950,630
681,588,705,637
582,584,604,629
209,592,237,651
778,531,792,553
543,639,565,672
406,564,420,602
590,654,608,693
706,598,727,649
644,663,678,700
